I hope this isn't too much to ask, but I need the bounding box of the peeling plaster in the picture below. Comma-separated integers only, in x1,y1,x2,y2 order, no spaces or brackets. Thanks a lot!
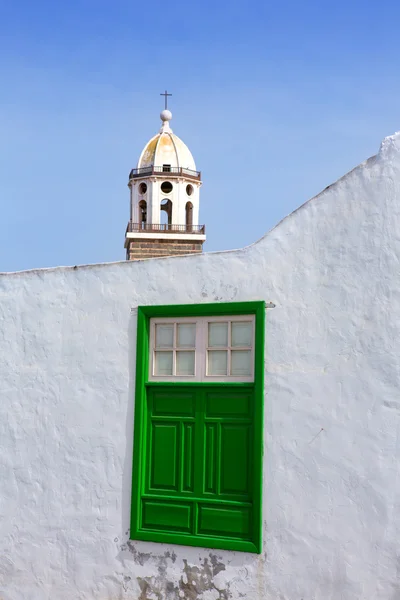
136,555,230,600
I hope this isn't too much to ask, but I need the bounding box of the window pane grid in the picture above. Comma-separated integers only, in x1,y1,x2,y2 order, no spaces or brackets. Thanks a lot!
151,316,254,381
154,321,196,376
206,320,253,377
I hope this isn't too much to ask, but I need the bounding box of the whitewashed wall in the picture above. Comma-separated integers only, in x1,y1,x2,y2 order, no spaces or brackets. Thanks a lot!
1,133,400,600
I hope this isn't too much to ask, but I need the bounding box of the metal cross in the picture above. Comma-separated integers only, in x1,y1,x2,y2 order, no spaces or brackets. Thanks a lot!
160,90,172,110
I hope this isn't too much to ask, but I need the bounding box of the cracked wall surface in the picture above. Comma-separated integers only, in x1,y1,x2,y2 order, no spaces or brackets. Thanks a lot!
1,133,400,599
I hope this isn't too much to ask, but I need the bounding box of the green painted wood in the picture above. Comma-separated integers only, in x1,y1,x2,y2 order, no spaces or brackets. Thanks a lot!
144,386,254,540
147,388,198,498
133,529,259,554
141,493,252,507
152,390,196,417
183,423,194,492
220,424,250,496
136,301,265,319
206,390,251,418
205,424,217,494
150,423,178,490
130,301,265,554
142,500,192,532
130,307,149,539
198,504,251,538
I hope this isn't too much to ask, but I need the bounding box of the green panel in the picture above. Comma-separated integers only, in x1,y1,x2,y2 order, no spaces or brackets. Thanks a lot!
152,390,196,417
220,424,250,495
133,528,258,553
142,500,192,533
150,423,178,490
205,391,251,418
182,423,194,492
204,424,217,494
138,301,265,319
198,503,251,539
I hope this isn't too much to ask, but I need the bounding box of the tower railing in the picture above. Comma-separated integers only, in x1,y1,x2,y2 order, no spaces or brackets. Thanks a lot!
126,222,205,234
129,166,201,181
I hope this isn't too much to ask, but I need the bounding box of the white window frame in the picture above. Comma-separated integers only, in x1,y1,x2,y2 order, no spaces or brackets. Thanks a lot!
149,315,255,383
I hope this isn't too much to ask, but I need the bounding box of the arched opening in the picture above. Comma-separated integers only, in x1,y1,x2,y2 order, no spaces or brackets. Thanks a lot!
139,182,147,195
186,201,193,231
138,200,147,230
160,199,172,230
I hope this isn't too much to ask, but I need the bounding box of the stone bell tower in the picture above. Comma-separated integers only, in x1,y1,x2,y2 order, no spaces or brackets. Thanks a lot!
124,97,206,260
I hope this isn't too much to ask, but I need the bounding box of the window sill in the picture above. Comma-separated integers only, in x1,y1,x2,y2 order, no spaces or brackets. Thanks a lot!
130,528,261,554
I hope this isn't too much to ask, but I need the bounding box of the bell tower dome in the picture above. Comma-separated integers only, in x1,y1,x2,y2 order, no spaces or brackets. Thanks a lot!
124,100,206,260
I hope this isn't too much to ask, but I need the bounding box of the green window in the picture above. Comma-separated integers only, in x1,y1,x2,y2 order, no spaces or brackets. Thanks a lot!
130,301,265,553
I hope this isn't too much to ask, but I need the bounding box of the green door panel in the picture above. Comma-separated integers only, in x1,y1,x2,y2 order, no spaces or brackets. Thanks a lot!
147,389,198,496
204,424,218,494
205,390,252,419
142,499,192,533
198,503,251,538
220,424,250,496
144,386,254,543
182,423,194,492
152,390,196,417
150,423,178,490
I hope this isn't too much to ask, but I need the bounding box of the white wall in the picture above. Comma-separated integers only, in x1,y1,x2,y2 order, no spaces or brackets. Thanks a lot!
2,132,400,599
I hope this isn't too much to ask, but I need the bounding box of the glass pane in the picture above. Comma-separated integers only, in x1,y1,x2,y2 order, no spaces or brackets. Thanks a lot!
154,351,173,376
156,324,174,348
208,350,228,376
176,351,195,376
177,323,196,348
231,322,253,347
231,350,252,376
208,322,228,347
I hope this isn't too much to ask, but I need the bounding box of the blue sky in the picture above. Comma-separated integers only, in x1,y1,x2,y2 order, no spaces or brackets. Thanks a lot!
1,0,400,272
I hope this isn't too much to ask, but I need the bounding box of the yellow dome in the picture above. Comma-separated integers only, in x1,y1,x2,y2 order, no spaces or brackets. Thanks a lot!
137,112,196,171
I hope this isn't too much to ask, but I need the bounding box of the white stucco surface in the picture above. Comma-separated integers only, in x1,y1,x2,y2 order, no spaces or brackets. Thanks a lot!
2,133,400,599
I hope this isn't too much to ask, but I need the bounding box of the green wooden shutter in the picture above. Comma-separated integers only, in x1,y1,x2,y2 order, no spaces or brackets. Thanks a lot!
130,301,265,554
138,386,255,548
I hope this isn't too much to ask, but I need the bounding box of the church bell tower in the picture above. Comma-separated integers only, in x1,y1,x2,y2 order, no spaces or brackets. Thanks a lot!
124,96,206,260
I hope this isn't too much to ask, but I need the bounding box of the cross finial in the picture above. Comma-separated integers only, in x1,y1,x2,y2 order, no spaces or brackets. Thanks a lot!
160,90,172,110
